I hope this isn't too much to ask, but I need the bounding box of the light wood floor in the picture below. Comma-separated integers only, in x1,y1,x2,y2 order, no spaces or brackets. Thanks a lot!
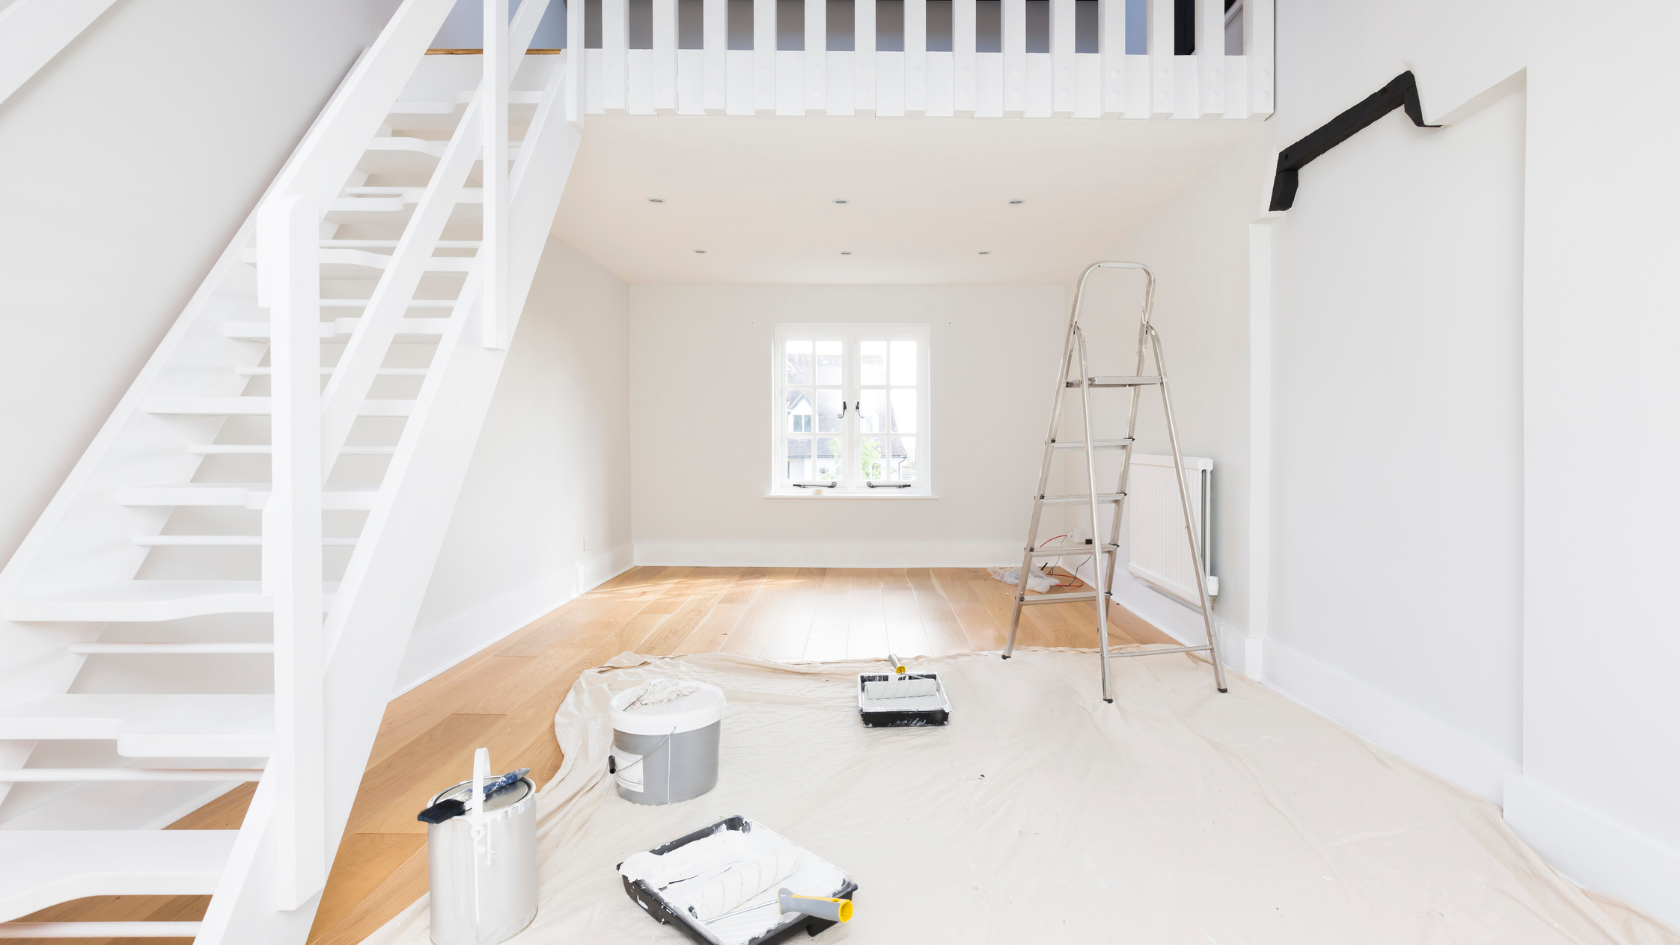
17,566,1170,944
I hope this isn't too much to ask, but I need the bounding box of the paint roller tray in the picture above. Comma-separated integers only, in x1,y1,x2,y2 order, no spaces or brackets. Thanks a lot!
857,672,952,727
618,815,857,945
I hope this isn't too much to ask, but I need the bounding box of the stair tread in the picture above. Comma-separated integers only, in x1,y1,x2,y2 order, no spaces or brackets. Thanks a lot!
0,695,273,758
223,317,450,341
7,580,335,622
118,483,379,510
0,830,237,923
146,396,414,417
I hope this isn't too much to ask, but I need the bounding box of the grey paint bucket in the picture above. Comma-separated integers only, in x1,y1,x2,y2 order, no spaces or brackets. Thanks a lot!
608,679,725,805
425,777,538,945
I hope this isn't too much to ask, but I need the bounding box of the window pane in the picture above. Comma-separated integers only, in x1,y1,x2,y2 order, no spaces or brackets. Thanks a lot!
861,436,886,480
785,389,813,433
858,389,887,433
787,437,812,479
860,340,887,385
816,339,843,385
890,388,916,433
891,436,916,481
786,340,812,385
889,339,917,385
815,436,843,480
815,389,844,433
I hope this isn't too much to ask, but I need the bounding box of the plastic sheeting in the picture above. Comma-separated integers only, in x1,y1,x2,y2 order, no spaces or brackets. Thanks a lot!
362,648,1678,945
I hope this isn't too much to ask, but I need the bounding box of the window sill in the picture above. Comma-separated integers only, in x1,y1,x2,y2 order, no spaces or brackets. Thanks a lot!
764,491,939,499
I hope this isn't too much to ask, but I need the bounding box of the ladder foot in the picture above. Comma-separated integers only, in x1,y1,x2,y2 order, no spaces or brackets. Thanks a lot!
1103,698,1113,704
1218,687,1228,693
1000,654,1011,660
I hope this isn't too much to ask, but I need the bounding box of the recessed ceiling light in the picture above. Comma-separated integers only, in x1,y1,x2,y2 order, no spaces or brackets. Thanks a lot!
978,250,991,255
833,199,849,205
1008,199,1024,205
840,251,852,255
648,197,665,203
694,249,706,254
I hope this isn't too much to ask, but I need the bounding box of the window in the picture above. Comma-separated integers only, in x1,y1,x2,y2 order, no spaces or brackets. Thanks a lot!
771,325,932,496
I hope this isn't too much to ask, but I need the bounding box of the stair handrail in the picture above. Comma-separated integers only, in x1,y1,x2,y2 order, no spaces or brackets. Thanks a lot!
317,0,550,477
255,0,460,909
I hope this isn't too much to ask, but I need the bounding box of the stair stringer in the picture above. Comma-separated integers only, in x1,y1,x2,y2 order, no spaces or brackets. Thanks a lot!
196,61,579,945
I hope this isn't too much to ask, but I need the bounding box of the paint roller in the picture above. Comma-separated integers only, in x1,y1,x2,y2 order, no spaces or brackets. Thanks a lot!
862,653,940,701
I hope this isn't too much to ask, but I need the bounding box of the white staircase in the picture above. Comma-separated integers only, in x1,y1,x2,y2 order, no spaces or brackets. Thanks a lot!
0,0,582,939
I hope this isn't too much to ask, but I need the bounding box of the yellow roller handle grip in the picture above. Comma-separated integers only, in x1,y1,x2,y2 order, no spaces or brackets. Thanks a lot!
886,653,907,674
778,888,854,923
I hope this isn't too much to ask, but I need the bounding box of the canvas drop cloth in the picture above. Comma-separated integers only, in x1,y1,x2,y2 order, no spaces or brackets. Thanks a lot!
362,648,1677,945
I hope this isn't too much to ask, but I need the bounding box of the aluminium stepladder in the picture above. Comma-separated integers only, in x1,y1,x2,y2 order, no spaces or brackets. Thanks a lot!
1002,261,1227,702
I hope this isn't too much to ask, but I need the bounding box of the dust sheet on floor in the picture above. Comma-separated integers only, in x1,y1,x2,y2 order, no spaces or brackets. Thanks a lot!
361,649,1678,945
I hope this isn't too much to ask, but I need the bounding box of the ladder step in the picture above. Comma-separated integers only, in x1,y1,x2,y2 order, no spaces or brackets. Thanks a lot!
1066,376,1162,388
0,831,236,923
1028,544,1117,557
0,767,264,782
6,580,334,623
68,643,274,655
1050,439,1133,450
1037,493,1125,505
0,920,204,938
1020,591,1101,604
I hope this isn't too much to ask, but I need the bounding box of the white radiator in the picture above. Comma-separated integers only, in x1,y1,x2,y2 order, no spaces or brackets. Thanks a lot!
1126,454,1217,606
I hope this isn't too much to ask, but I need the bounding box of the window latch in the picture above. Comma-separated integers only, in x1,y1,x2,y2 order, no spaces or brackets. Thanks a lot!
792,481,838,489
839,402,847,418
866,482,914,489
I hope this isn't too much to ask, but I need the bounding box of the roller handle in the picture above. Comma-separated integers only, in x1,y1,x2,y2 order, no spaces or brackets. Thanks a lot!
886,653,907,675
778,888,853,924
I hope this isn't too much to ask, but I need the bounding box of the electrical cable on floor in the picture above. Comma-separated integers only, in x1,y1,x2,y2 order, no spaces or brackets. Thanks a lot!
1036,535,1089,588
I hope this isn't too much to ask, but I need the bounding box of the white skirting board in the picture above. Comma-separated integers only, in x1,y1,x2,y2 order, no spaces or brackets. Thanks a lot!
392,544,635,696
633,540,1022,569
1503,775,1680,929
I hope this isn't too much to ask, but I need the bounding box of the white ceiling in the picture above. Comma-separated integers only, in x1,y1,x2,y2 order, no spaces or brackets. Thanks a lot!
552,115,1263,285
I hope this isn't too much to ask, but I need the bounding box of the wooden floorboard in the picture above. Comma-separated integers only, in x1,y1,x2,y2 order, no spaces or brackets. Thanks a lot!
12,566,1175,945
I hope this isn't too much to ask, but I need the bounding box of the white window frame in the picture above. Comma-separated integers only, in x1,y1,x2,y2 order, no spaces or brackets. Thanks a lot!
770,324,933,497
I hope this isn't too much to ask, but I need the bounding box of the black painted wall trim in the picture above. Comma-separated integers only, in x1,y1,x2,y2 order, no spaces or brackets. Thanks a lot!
1269,71,1439,212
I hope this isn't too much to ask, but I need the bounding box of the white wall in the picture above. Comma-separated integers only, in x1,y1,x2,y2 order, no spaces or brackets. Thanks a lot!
1110,0,1680,924
0,0,402,571
395,238,633,693
629,284,1065,566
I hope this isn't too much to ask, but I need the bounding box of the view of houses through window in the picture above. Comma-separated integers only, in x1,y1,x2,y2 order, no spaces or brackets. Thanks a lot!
774,326,930,494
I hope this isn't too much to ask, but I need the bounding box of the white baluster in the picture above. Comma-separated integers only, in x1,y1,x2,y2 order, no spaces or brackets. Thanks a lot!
953,0,976,116
655,0,678,113
1245,0,1272,116
805,0,826,112
604,0,629,111
754,0,776,113
569,0,587,124
704,0,726,112
1147,0,1173,116
855,0,876,116
1049,0,1074,117
1097,0,1124,117
1197,0,1222,116
484,0,510,349
263,194,325,910
905,0,926,115
1002,0,1025,117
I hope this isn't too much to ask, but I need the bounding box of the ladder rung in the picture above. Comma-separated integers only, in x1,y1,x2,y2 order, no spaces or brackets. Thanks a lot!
1028,544,1116,557
68,643,275,655
1020,591,1101,604
1037,494,1125,505
1066,376,1162,388
1050,439,1133,451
